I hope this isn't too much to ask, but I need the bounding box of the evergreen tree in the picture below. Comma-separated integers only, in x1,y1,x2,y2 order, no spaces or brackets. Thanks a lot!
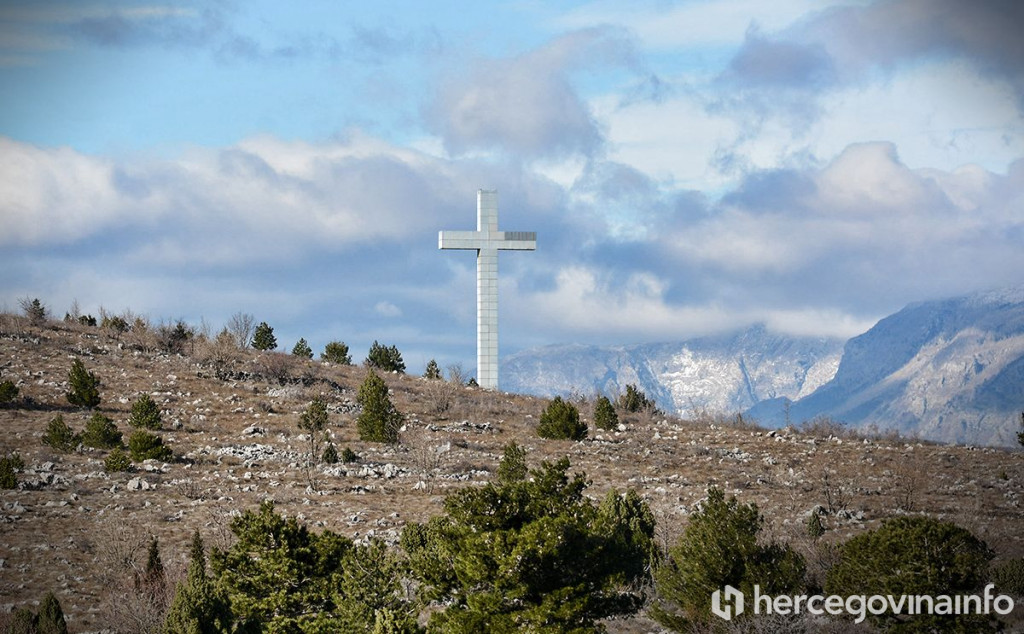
164,530,233,634
129,393,162,429
423,359,441,380
402,451,657,632
322,443,339,465
298,398,330,481
826,516,995,632
81,412,122,449
21,297,47,325
42,414,81,452
66,358,101,408
537,396,587,440
0,379,18,404
593,395,619,431
495,442,527,484
652,487,806,631
251,322,277,351
0,452,23,489
292,338,313,359
128,430,173,462
36,591,68,634
617,383,655,413
209,501,416,632
356,370,403,443
141,536,166,595
1018,412,1023,448
321,341,352,365
365,340,406,373
104,447,132,473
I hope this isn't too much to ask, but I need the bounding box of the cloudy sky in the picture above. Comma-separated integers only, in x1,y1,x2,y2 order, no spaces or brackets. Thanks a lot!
2,0,1023,380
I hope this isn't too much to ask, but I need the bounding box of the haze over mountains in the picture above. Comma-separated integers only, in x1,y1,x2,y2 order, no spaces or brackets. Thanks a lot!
504,287,1024,447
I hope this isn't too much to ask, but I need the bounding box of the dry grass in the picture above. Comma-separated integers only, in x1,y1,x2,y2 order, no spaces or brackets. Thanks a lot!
0,315,1022,632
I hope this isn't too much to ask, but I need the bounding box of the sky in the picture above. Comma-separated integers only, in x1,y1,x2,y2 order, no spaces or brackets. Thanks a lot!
2,0,1024,381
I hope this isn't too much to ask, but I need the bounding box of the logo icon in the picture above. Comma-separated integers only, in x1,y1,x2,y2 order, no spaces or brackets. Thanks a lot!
711,585,745,620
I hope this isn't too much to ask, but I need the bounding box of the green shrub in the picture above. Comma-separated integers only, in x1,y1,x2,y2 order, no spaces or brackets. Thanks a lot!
617,383,656,413
652,487,806,630
593,395,619,431
0,452,24,489
66,358,101,408
42,414,80,452
0,380,18,404
423,359,441,380
298,397,330,471
322,443,339,465
251,321,277,351
402,451,657,631
20,297,47,325
537,396,587,440
340,447,359,463
37,590,68,634
292,338,313,359
128,393,162,429
81,412,122,449
356,370,403,443
826,516,994,632
321,341,352,365
164,529,232,633
128,430,172,462
365,341,405,373
495,442,527,483
992,558,1024,596
104,447,132,473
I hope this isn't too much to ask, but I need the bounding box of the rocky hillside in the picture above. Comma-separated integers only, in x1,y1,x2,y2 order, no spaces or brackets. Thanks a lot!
750,287,1024,447
502,324,844,416
0,313,1022,632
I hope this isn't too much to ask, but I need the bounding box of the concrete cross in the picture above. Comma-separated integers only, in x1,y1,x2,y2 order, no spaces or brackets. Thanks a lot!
439,190,536,390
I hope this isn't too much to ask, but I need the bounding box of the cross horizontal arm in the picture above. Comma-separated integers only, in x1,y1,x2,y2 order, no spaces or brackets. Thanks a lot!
438,230,537,251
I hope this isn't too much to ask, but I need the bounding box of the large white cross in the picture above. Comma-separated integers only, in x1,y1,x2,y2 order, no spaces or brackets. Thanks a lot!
439,190,536,390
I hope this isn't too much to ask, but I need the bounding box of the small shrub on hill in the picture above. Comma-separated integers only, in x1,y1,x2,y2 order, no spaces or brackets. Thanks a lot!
992,558,1024,597
104,448,132,473
537,396,587,440
423,359,441,379
652,487,806,630
292,338,313,359
617,383,656,413
66,359,101,408
357,370,403,443
826,516,994,632
0,379,18,404
365,340,405,373
82,412,122,449
594,395,619,431
20,297,47,325
129,394,162,430
251,321,277,351
321,341,352,365
128,431,172,462
0,452,24,489
42,414,80,452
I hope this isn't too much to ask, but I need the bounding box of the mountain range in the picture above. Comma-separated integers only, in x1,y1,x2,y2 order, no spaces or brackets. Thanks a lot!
503,287,1024,447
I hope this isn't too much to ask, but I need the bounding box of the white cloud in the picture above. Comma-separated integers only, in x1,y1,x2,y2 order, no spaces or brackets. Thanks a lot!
374,301,402,318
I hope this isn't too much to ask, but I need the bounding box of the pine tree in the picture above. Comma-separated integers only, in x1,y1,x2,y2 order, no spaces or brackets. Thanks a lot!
82,412,122,449
537,396,587,440
593,395,619,431
104,447,132,473
356,370,403,443
0,379,18,404
251,322,277,351
164,530,233,633
423,359,441,380
42,414,81,452
129,393,162,429
617,383,655,413
66,359,101,408
129,430,173,461
365,341,405,373
321,341,352,365
402,451,656,631
292,338,313,359
298,398,330,483
36,591,68,634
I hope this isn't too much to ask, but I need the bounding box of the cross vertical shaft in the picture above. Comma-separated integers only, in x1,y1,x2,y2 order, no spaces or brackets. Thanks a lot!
439,190,536,390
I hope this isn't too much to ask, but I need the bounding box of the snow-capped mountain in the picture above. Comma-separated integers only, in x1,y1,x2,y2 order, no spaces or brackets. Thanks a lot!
748,287,1024,446
501,324,844,417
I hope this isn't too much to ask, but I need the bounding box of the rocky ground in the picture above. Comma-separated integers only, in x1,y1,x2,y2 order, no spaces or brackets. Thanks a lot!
0,314,1022,632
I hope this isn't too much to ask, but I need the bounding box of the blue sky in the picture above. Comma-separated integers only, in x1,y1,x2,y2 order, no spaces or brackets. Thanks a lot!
2,0,1024,382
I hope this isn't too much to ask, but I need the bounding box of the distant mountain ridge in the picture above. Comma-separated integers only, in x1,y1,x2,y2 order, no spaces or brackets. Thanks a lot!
749,287,1024,446
501,324,844,418
504,287,1024,447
